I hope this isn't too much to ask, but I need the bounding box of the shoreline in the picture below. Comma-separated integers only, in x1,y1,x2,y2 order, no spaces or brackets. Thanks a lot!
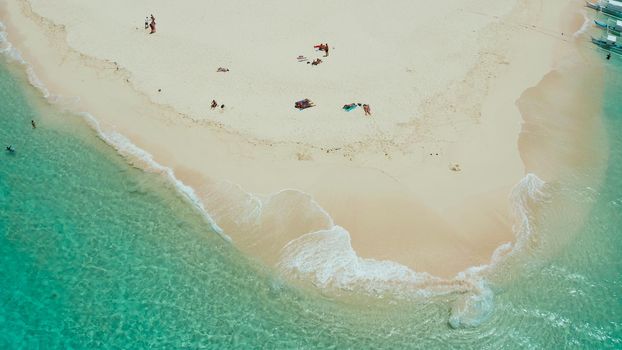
0,0,606,281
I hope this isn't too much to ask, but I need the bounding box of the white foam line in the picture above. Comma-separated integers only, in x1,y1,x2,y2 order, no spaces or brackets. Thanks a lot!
271,188,336,227
80,112,228,241
0,20,228,241
277,172,547,327
574,11,592,38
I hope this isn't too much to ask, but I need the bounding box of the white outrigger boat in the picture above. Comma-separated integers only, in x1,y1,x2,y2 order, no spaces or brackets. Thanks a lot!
595,18,622,34
587,0,622,18
591,34,622,54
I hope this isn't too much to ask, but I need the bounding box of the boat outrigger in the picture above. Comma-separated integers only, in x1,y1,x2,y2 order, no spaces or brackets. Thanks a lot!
595,18,622,34
587,0,622,18
592,34,622,54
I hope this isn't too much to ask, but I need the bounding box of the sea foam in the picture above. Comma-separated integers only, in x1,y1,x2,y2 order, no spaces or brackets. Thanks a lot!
277,173,547,328
573,11,592,38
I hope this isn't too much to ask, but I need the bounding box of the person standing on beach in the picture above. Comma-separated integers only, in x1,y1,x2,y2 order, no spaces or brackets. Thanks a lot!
363,104,371,116
149,14,156,34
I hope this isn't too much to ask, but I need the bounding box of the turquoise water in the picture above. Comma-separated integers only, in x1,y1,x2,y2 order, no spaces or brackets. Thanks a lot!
0,55,621,349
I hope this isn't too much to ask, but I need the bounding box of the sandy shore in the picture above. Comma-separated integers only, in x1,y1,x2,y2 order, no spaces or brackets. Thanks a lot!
0,0,603,278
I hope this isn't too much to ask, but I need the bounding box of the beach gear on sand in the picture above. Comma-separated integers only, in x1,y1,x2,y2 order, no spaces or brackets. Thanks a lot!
342,103,357,112
295,99,315,110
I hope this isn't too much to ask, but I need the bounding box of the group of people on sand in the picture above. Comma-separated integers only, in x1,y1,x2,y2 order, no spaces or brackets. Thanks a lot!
301,43,330,66
144,14,156,34
314,43,329,57
207,40,372,117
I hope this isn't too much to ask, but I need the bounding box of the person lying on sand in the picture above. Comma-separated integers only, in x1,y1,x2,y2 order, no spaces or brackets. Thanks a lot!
311,58,322,66
211,100,218,109
217,67,229,72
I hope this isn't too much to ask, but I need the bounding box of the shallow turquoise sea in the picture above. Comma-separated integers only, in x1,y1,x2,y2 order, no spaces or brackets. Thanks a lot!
0,53,621,348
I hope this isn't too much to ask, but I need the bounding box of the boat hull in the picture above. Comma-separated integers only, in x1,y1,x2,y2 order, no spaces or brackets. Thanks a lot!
594,19,622,34
592,36,622,54
587,1,622,18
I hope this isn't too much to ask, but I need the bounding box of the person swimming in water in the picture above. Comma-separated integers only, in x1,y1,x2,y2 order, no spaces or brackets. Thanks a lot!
6,145,14,153
31,120,36,129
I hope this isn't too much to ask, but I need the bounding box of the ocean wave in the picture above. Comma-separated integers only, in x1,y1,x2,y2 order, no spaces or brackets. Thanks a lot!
79,113,228,240
1,19,548,327
277,173,547,328
445,174,545,327
197,183,335,265
278,226,471,296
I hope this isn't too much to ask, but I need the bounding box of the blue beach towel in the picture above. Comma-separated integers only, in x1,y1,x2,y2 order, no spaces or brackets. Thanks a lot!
343,104,357,112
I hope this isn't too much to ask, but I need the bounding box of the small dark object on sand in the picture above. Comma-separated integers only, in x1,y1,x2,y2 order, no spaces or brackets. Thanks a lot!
295,99,315,110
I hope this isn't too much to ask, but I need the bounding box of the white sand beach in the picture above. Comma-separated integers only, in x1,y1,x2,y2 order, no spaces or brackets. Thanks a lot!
0,0,603,278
